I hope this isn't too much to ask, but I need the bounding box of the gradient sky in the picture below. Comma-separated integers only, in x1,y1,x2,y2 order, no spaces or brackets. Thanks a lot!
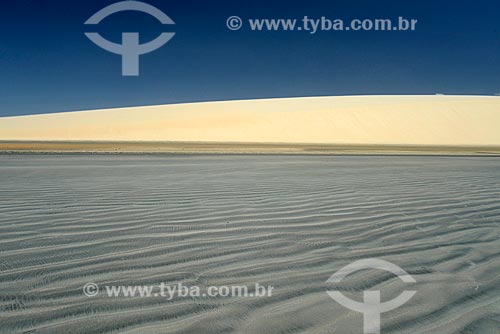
0,0,499,117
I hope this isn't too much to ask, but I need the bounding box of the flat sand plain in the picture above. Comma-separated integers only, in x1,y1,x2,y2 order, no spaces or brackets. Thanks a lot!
1,141,500,156
1,155,500,334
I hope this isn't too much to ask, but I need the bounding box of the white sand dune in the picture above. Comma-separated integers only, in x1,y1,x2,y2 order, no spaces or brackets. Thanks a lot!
1,95,500,146
1,155,500,334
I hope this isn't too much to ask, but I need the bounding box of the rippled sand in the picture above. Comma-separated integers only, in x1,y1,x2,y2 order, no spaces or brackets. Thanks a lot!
0,155,499,334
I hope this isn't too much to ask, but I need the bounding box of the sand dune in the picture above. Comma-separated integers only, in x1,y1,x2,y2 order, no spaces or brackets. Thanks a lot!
1,155,500,333
1,96,500,147
1,96,500,333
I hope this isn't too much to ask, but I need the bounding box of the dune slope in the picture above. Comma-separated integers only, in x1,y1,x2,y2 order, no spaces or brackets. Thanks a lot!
1,96,500,147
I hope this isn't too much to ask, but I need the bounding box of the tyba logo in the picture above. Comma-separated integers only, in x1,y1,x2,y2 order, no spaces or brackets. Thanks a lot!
326,258,416,334
84,1,175,76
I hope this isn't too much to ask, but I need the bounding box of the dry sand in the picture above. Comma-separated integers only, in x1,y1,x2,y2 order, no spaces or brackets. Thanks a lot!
0,155,499,334
1,96,500,153
1,141,500,156
1,96,500,333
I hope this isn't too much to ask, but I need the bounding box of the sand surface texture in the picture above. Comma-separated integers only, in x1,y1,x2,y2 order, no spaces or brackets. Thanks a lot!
1,155,499,334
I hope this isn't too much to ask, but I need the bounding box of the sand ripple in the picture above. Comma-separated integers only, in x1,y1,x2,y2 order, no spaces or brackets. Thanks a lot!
0,155,499,334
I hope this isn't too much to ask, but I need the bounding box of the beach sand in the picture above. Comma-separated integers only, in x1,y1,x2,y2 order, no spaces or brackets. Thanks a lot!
1,155,500,334
1,96,500,333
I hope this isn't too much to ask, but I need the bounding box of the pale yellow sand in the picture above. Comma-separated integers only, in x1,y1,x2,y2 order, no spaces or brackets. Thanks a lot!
1,96,499,147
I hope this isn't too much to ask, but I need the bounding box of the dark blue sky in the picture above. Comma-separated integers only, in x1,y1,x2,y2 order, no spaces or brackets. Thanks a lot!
1,0,499,116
